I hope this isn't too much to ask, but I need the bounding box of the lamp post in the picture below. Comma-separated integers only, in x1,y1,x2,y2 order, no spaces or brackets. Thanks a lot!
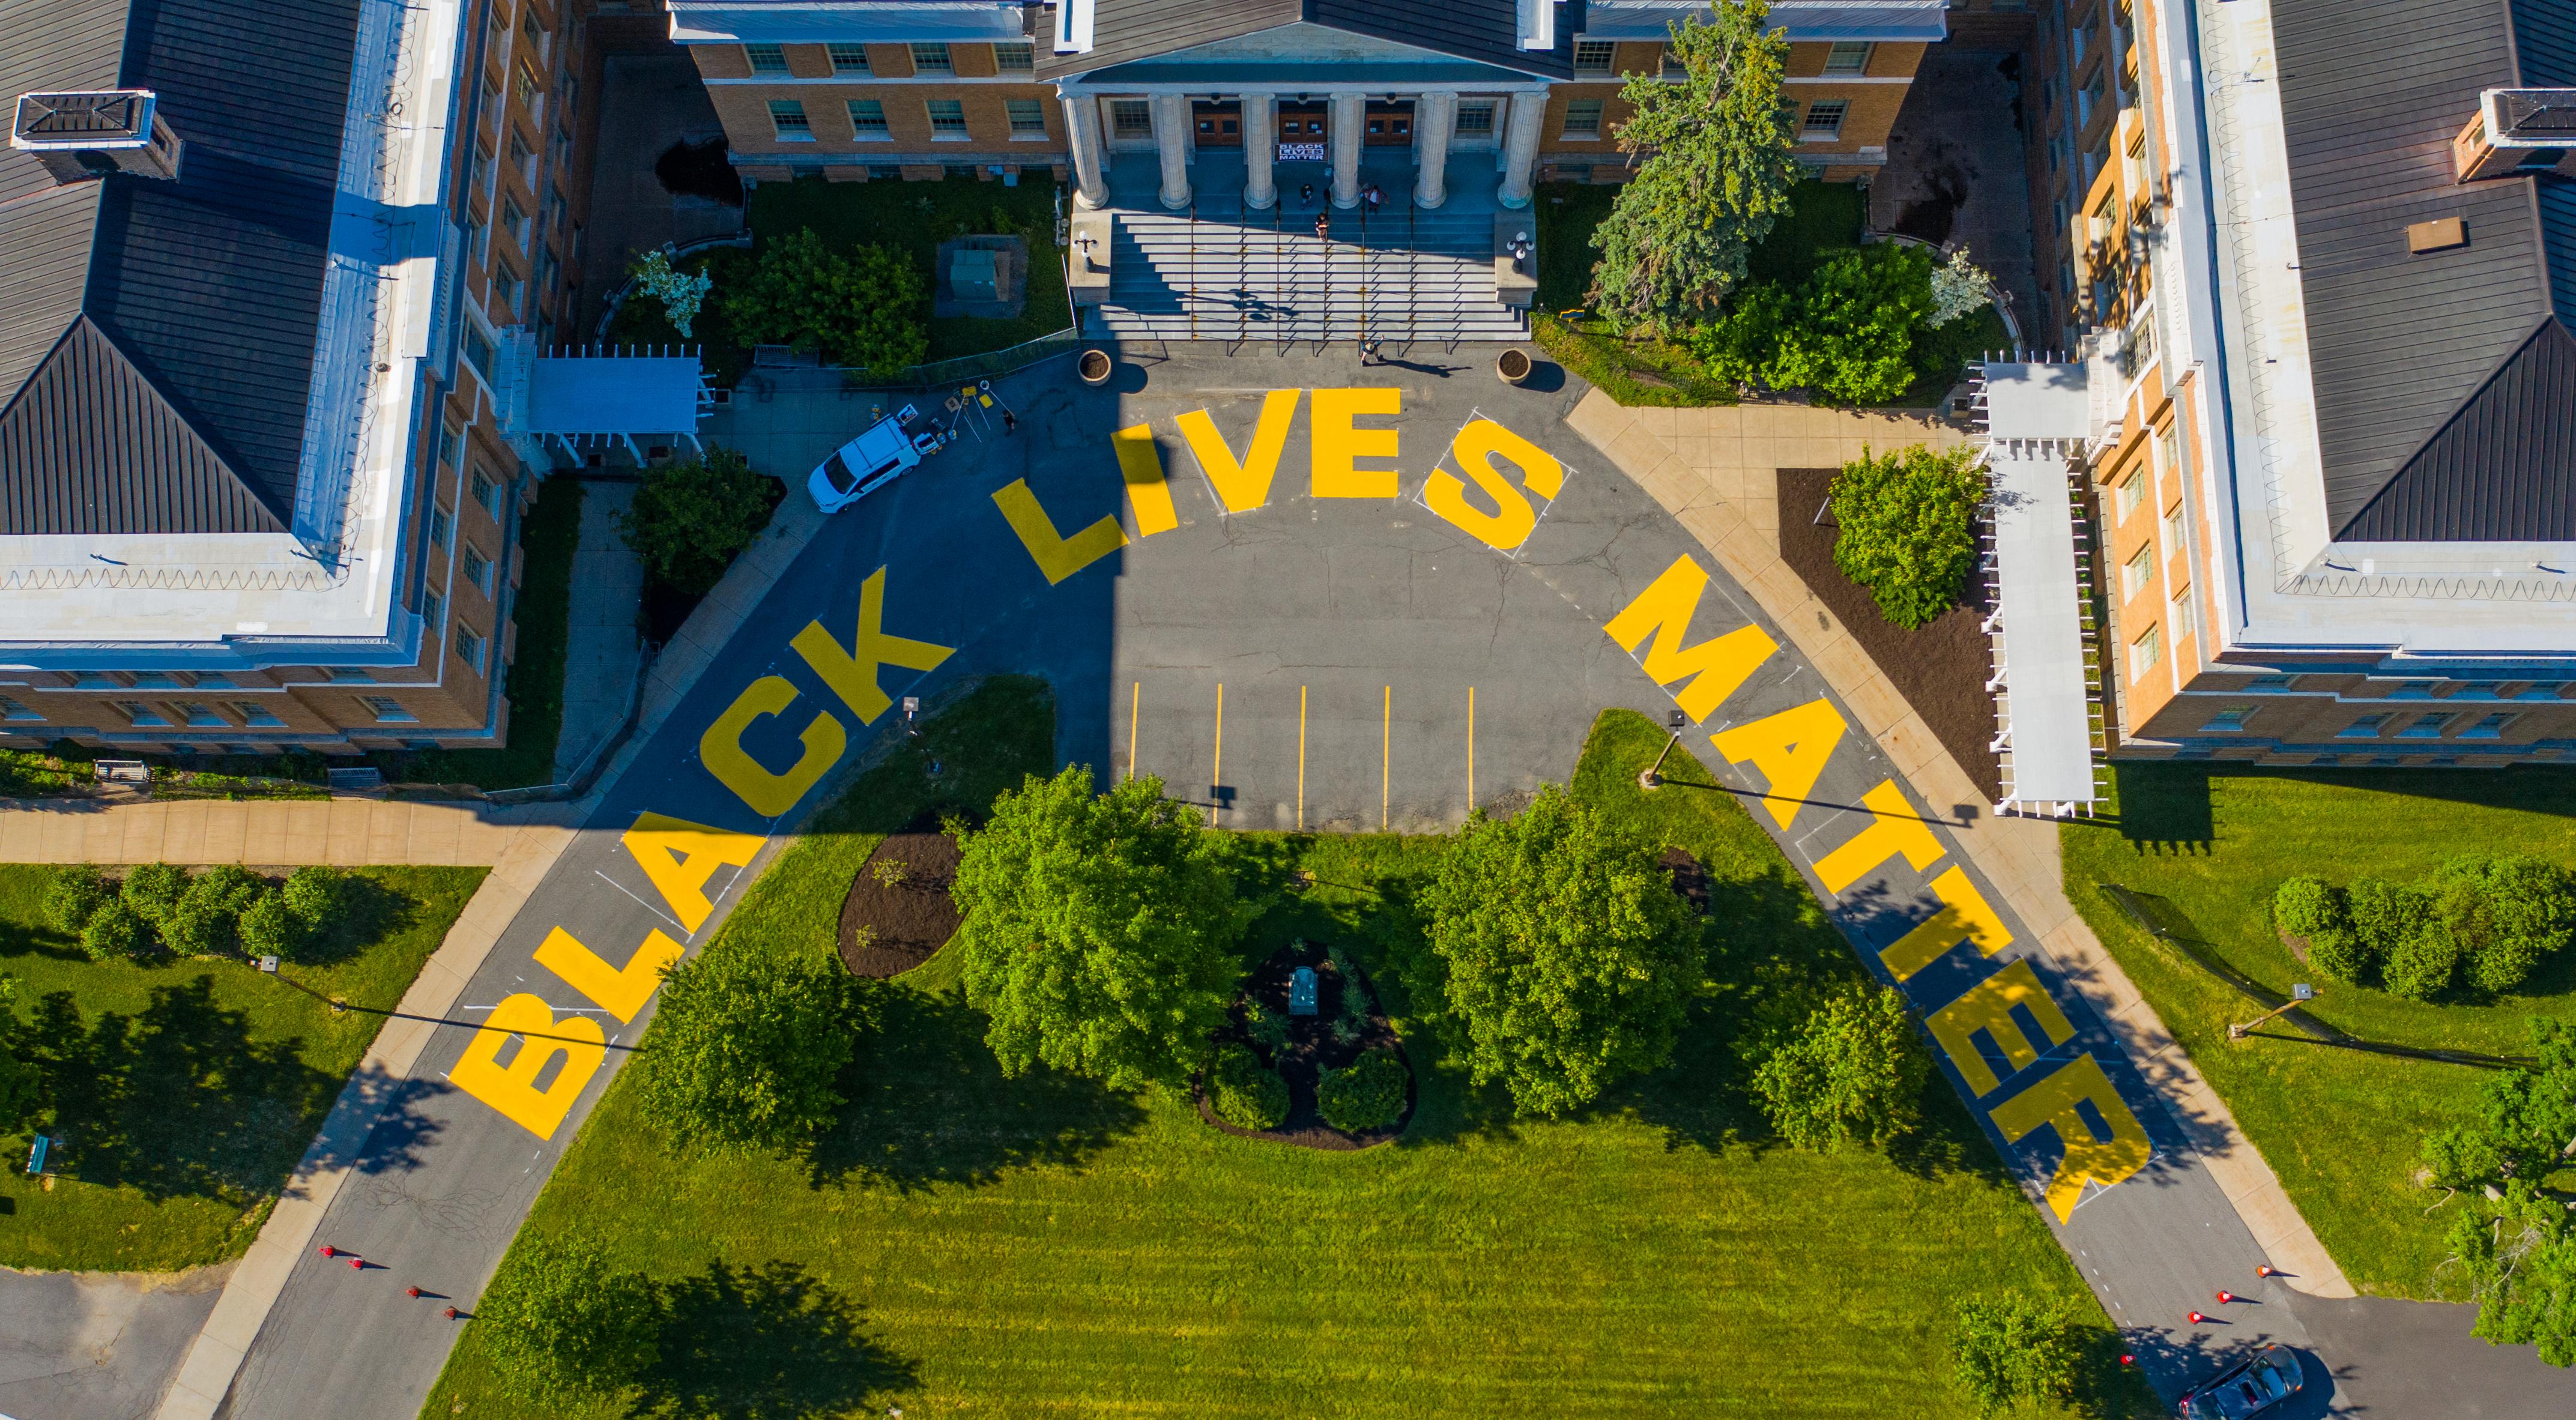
1639,709,1689,790
2229,982,2315,1040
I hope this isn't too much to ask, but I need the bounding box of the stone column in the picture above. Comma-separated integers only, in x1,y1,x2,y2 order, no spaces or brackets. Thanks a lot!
1329,91,1365,209
1154,91,1192,210
1413,91,1459,209
1242,93,1278,209
1496,90,1546,210
1062,91,1108,210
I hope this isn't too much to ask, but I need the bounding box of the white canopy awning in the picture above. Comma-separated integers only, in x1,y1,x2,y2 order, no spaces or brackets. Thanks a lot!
1981,362,2099,811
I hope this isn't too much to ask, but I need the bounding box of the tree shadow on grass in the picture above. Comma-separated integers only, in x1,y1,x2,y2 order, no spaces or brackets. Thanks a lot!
0,908,85,964
635,1260,919,1420
806,985,1146,1194
31,977,337,1203
295,874,414,967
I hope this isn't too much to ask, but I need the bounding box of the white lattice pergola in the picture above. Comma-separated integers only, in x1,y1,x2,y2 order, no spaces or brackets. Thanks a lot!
1973,360,2105,816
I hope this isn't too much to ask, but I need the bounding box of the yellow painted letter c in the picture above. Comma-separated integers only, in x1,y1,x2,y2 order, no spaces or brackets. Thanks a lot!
699,674,847,818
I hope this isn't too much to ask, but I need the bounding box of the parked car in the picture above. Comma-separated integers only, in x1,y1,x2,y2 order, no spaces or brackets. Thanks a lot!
806,404,924,514
2179,1344,2304,1419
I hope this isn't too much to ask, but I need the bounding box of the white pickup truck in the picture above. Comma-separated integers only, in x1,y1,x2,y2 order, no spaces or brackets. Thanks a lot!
805,403,928,514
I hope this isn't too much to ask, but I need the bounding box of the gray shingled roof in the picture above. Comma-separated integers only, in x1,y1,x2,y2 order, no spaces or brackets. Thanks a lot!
0,0,360,537
2273,0,2576,542
1039,0,1579,80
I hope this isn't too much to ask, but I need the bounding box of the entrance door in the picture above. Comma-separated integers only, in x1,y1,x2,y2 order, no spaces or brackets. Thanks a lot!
1275,101,1328,163
1193,99,1242,148
1363,99,1415,147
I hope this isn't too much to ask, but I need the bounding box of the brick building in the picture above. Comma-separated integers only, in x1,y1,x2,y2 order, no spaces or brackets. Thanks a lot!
0,0,611,758
2044,0,2576,766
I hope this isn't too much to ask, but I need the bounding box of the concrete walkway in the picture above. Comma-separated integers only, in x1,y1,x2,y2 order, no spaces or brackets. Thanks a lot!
551,480,646,781
0,796,524,868
1568,391,2356,1300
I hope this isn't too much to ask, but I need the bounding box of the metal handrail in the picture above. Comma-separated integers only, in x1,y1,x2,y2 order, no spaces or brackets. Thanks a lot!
1187,197,1198,341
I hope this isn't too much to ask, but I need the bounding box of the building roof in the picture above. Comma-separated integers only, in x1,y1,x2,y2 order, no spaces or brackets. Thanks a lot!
0,0,360,537
1039,0,1579,80
2273,0,2576,542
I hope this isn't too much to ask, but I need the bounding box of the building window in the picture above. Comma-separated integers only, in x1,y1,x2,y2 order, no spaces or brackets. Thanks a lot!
770,100,813,142
431,504,453,552
910,42,952,74
195,674,235,690
927,99,968,139
1561,98,1604,139
2397,713,2455,740
848,99,890,137
0,697,42,722
510,129,536,184
2336,713,2390,739
2171,582,2198,645
1573,40,1616,74
2115,472,2144,520
2517,682,2567,701
492,267,522,319
461,324,497,384
233,701,285,728
463,546,493,595
2121,545,2152,600
2386,680,2440,700
1822,41,1875,75
2129,623,2162,677
995,41,1034,73
1110,100,1151,140
471,469,501,517
362,696,418,724
2081,69,2108,127
1006,98,1047,136
746,43,788,74
422,588,444,632
175,701,227,728
827,43,869,75
2163,503,2185,556
2246,675,2294,692
457,627,488,673
502,196,530,252
114,701,171,727
1456,100,1496,137
73,671,119,689
326,668,375,684
1800,100,1848,142
2200,705,2254,733
2462,712,2516,740
132,671,181,689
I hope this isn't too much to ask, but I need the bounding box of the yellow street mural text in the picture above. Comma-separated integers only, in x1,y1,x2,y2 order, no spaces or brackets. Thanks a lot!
621,812,763,934
1989,1053,2154,1223
993,477,1128,585
790,566,957,725
1710,697,1847,829
1176,391,1298,513
1602,555,1779,722
1925,959,2078,1096
1879,865,2015,982
449,993,609,1141
533,926,687,1024
700,675,847,818
1112,423,1179,535
1423,417,1567,552
1812,780,1946,895
1308,387,1402,498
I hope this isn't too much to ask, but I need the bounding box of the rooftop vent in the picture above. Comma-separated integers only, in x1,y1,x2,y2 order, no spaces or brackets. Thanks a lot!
2454,88,2576,183
10,89,184,184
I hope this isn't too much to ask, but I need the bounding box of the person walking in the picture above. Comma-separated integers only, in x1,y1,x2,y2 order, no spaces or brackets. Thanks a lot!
1314,211,1329,243
1299,181,1314,208
1363,183,1383,217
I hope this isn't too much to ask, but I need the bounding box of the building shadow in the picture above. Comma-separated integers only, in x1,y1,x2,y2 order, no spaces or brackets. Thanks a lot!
635,1260,919,1420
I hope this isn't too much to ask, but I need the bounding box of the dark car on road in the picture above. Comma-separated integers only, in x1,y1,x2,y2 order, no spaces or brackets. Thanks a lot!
2180,1344,2304,1419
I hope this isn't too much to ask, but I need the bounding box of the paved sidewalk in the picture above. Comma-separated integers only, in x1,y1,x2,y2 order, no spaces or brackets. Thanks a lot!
1568,391,2356,1300
552,480,646,780
0,796,526,868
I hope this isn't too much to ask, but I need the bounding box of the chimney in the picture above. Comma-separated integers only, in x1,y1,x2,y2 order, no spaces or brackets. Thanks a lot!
2454,88,2576,182
9,89,184,185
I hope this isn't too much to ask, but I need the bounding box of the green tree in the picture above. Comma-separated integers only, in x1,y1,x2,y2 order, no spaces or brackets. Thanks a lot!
2434,856,2576,996
615,447,778,597
161,865,264,959
1589,1,1799,330
1828,443,1988,629
1317,1048,1406,1133
1412,784,1695,1118
237,889,304,962
1750,982,1930,1150
120,862,188,925
280,865,346,927
1762,243,1937,403
2419,1017,2576,1195
1951,1292,2084,1413
1206,1043,1288,1131
0,975,38,1137
952,767,1243,1091
79,899,153,962
2450,1180,2576,1367
474,1231,662,1402
721,227,928,373
638,942,865,1156
44,865,113,935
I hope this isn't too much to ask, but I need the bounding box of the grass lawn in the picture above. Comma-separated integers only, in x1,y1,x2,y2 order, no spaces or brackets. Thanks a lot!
423,691,2150,1418
0,865,488,1272
2063,763,2576,1298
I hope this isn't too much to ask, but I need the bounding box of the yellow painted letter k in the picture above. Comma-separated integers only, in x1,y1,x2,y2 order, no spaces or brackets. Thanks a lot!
790,566,955,725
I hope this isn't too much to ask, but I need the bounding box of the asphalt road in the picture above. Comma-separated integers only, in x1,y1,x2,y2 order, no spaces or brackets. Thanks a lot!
0,1264,225,1420
207,346,2567,1418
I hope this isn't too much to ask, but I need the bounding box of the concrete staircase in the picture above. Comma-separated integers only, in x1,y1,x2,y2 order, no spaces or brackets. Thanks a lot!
1092,204,1528,345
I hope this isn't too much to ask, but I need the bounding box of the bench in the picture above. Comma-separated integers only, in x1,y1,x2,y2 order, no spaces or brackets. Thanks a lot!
92,759,148,784
326,766,384,793
26,1133,53,1176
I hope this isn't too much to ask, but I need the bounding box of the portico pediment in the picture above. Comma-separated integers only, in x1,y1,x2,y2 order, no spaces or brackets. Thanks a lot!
1071,23,1547,89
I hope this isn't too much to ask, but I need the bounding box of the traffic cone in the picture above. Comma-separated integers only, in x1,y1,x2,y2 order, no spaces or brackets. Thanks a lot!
2217,1290,2234,1304
318,1245,336,1258
2257,1264,2275,1277
2120,1354,2135,1367
2188,1311,2206,1325
347,1256,364,1270
444,1307,459,1320
407,1286,421,1299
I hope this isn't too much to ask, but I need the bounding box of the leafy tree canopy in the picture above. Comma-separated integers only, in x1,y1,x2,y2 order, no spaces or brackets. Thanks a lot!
1749,982,1929,1150
1828,443,1988,630
1951,1292,2084,1413
2450,1179,2576,1368
2420,1017,2576,1195
475,1231,662,1401
639,941,866,1156
1589,1,1800,330
952,767,1244,1092
721,227,928,373
615,447,778,597
1411,784,1696,1118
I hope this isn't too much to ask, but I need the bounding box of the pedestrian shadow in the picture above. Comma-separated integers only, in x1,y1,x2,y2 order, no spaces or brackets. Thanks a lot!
633,1260,918,1420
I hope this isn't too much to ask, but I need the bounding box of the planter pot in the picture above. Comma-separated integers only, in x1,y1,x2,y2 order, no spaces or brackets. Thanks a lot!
1496,347,1533,385
1078,348,1114,385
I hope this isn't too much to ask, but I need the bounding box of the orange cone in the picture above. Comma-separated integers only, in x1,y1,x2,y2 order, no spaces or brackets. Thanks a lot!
2188,1311,2206,1325
318,1245,336,1258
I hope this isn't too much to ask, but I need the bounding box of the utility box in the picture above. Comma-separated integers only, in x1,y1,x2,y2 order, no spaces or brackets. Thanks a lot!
951,248,1000,303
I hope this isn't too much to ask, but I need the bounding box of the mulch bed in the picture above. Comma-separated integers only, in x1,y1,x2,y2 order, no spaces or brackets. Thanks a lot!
1775,467,2003,801
1194,940,1415,1151
836,832,962,977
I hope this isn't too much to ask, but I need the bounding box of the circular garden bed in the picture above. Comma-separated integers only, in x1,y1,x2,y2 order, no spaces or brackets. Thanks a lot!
1193,940,1415,1150
836,832,961,977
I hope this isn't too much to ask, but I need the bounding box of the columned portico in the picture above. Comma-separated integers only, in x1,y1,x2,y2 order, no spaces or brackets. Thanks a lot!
1413,91,1459,208
1497,92,1544,210
1153,92,1192,209
1065,92,1108,210
1242,92,1278,209
1329,91,1365,208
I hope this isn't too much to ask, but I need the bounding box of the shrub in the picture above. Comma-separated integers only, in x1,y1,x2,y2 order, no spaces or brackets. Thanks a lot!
2434,856,2576,996
1750,983,1930,1150
474,1231,662,1403
638,943,866,1157
1951,1292,2082,1415
2273,875,2347,940
1928,246,1997,328
1242,1001,1291,1054
2341,876,2426,985
1828,444,1988,630
2383,917,2462,1002
1318,1049,1406,1133
1208,1043,1288,1131
44,865,115,934
720,227,928,373
616,448,778,599
156,865,264,960
237,889,306,962
80,899,154,962
120,861,189,925
1764,243,1937,404
281,865,346,928
869,857,910,889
